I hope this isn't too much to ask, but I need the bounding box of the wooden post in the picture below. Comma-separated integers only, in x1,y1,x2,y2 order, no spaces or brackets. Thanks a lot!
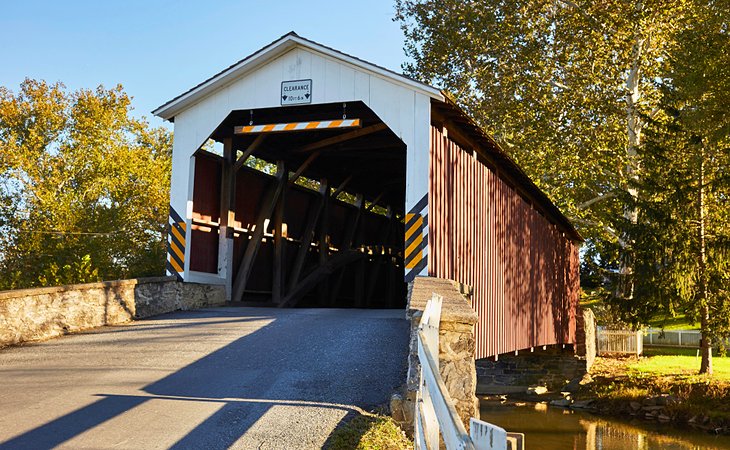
288,180,328,294
365,207,393,306
354,257,366,307
317,182,330,306
272,164,288,304
330,194,364,306
219,137,235,299
231,160,286,303
344,194,364,249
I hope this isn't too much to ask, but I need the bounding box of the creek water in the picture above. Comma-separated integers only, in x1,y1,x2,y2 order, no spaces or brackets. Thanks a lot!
480,400,730,449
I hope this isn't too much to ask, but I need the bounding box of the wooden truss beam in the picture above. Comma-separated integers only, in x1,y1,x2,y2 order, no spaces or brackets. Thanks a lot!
280,249,366,308
331,175,353,199
287,180,328,295
288,151,320,185
365,191,386,212
295,123,388,153
233,134,267,172
231,161,286,303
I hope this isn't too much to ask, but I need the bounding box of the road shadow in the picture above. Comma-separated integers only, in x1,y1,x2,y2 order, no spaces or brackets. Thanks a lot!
0,308,408,449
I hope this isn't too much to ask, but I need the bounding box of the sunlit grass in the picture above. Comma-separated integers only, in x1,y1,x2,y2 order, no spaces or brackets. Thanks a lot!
630,354,730,380
583,355,730,424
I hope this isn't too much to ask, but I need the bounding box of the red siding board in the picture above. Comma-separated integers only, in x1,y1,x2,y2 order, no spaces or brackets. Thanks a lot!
429,126,579,359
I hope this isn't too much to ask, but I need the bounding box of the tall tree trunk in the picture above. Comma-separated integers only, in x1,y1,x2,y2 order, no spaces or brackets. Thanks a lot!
619,33,645,301
698,149,713,375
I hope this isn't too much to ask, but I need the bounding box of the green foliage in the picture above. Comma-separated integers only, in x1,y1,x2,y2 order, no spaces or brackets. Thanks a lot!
396,0,690,263
396,1,729,360
0,79,172,289
38,254,100,287
325,413,410,450
617,0,730,350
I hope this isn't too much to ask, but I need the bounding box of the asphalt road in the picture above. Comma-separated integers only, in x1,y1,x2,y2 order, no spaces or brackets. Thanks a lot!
0,307,409,449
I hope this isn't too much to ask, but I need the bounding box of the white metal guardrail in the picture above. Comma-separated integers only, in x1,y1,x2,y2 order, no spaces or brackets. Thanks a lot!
415,294,516,450
596,327,643,356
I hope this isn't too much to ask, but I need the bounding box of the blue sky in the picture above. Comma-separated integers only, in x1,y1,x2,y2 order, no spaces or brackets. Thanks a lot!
0,0,409,128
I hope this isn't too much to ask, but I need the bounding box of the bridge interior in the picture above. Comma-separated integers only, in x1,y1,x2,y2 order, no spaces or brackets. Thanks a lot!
189,101,407,308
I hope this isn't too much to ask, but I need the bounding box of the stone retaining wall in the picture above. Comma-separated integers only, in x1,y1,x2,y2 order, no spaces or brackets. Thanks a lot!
0,277,226,348
476,308,596,394
391,276,480,432
476,346,587,393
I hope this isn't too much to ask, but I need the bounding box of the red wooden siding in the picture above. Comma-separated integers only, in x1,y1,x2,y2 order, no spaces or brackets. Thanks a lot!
429,126,579,359
190,153,222,273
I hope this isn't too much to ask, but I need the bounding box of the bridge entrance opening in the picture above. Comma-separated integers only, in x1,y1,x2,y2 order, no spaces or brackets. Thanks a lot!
188,101,407,308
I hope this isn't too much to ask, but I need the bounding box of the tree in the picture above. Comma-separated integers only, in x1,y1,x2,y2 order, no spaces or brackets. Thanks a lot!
627,0,730,374
0,79,172,289
395,0,691,301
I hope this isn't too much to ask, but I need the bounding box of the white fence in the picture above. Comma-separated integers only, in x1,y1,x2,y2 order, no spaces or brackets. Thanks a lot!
643,329,730,348
644,328,701,347
596,327,643,356
415,294,518,450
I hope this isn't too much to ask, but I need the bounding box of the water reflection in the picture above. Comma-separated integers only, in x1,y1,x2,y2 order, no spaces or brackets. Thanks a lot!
480,400,730,449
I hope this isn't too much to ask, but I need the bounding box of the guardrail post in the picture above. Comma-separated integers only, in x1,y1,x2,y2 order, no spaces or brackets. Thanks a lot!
414,291,515,450
470,418,508,450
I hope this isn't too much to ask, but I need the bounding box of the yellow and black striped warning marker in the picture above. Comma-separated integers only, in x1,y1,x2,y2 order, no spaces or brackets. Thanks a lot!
166,206,186,281
404,194,428,283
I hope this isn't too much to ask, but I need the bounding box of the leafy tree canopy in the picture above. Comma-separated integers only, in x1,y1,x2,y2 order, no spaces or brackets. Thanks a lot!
396,0,691,270
626,0,730,373
0,79,172,289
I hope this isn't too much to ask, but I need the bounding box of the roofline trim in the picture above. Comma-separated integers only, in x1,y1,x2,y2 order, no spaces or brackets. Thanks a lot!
152,32,443,120
432,94,583,242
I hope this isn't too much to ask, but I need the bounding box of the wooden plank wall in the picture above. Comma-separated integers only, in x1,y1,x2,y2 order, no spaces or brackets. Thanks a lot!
190,153,221,273
428,126,579,359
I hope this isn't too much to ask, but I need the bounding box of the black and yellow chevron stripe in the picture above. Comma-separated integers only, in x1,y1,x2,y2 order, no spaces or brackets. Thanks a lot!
166,206,186,281
404,194,428,283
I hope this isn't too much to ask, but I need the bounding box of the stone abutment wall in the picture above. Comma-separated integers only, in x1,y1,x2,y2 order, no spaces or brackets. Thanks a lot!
0,277,226,348
476,308,596,394
391,276,480,432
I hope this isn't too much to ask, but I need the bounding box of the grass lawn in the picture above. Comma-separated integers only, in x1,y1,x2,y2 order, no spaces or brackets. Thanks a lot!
581,353,730,428
647,312,699,330
631,353,730,380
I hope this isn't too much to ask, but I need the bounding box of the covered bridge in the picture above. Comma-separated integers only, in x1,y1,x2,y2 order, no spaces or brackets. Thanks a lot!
153,32,582,359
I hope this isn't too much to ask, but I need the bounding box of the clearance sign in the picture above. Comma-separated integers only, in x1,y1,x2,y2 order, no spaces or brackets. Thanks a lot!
281,79,312,105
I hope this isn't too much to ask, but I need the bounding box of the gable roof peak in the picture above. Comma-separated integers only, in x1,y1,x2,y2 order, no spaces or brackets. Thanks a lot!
152,32,442,120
